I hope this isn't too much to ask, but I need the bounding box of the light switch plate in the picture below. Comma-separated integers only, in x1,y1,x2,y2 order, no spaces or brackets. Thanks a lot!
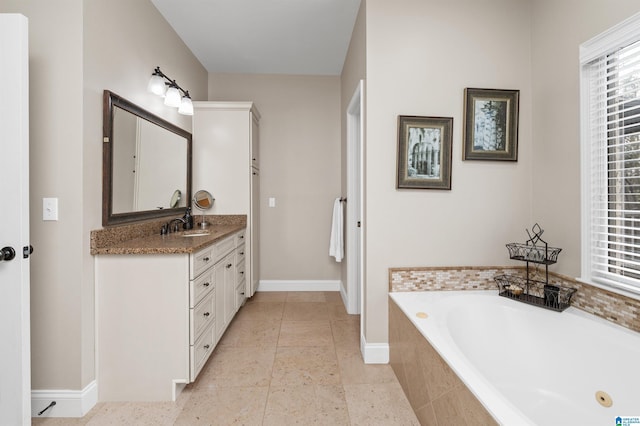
268,197,276,207
43,197,58,221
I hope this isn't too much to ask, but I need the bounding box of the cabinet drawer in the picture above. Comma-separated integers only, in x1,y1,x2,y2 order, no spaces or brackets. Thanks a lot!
190,322,215,382
214,236,236,263
236,259,246,284
191,291,215,343
235,230,246,247
191,246,215,279
236,243,246,264
190,269,214,308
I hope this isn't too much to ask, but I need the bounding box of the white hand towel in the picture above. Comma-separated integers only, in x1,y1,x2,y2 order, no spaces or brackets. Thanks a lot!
329,198,344,262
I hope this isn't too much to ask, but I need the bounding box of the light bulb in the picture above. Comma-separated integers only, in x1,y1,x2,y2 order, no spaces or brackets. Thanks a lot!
147,74,166,96
164,86,181,108
178,96,193,115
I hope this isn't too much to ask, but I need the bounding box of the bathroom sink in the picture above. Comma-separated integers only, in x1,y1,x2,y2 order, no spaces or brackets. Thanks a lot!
181,231,210,237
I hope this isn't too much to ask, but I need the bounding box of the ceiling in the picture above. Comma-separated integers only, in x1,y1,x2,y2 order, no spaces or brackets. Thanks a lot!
151,0,362,76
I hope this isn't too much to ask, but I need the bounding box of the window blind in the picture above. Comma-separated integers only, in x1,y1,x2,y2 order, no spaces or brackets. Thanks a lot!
585,39,640,293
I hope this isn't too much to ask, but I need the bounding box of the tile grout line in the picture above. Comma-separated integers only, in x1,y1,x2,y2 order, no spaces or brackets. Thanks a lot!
260,301,282,426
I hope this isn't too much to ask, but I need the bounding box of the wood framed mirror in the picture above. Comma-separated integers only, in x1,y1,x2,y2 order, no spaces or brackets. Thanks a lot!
102,90,192,226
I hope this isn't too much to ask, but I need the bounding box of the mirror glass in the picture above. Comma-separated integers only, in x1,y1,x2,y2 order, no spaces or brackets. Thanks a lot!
103,90,192,226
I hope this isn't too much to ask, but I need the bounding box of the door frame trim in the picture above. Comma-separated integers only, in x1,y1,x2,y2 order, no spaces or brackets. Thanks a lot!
346,80,364,315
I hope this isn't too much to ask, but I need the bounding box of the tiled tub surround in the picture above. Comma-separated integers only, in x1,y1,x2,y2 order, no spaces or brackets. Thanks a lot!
389,297,497,425
390,266,640,333
90,214,246,255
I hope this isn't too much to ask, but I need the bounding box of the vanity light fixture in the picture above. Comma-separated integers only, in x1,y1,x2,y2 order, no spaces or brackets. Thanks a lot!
147,66,193,116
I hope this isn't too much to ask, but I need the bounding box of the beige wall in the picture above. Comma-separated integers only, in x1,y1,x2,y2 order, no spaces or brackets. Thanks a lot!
530,0,640,277
82,0,206,390
208,73,342,281
362,0,534,343
358,0,640,346
2,0,86,391
0,0,207,391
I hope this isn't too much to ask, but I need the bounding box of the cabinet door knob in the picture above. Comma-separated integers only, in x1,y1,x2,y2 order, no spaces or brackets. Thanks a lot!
204,344,210,350
203,257,210,262
239,251,244,255
240,271,244,275
203,282,210,287
203,312,210,317
226,263,233,269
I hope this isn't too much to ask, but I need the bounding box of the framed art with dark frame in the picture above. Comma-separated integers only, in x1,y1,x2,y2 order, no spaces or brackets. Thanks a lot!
397,115,453,190
463,88,519,161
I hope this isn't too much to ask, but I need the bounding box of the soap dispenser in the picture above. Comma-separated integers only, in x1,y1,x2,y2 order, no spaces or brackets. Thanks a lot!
183,207,194,230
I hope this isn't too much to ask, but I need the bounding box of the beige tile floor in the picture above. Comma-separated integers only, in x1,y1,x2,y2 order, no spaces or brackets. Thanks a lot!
32,291,419,425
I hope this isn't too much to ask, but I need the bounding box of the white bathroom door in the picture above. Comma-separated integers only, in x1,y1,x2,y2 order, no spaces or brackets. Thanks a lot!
0,13,31,425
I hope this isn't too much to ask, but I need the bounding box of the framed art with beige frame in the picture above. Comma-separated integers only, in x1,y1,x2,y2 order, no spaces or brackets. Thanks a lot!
463,88,519,161
397,115,453,190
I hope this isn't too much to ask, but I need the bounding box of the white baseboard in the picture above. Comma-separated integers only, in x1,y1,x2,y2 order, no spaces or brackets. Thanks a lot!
257,280,341,292
31,380,97,418
361,333,389,364
339,281,348,307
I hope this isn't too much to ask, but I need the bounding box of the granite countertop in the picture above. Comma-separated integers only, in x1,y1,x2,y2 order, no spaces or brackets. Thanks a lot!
91,215,246,255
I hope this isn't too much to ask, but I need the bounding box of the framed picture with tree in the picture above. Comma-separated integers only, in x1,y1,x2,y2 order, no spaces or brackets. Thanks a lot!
463,88,519,161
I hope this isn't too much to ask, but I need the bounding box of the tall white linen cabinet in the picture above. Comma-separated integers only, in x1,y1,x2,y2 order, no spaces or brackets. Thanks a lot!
192,102,260,299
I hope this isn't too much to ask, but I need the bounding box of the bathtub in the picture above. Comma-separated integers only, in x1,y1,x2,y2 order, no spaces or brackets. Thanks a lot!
389,290,640,425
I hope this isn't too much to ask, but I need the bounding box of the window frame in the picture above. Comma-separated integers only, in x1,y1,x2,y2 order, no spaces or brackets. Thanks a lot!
580,11,640,301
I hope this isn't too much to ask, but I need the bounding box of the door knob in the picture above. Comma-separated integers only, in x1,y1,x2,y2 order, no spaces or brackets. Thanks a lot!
1,246,16,262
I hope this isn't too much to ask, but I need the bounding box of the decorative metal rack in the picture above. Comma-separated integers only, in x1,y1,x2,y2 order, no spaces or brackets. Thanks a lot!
494,224,576,312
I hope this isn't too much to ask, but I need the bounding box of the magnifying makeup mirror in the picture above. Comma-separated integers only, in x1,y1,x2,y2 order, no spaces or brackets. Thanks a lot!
193,190,214,229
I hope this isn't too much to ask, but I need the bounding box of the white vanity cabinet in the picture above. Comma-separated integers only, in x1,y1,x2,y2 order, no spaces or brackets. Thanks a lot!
193,102,260,299
96,229,244,402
